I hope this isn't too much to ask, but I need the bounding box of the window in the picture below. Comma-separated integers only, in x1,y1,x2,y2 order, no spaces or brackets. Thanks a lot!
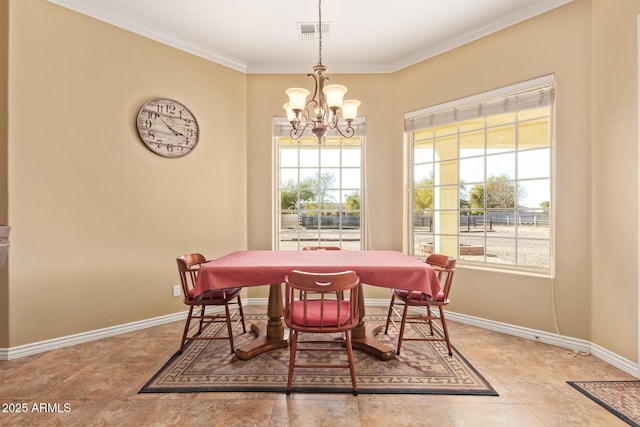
405,76,554,274
274,119,366,250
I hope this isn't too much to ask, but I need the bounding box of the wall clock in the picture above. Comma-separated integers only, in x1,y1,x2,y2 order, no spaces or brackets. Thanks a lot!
135,98,199,158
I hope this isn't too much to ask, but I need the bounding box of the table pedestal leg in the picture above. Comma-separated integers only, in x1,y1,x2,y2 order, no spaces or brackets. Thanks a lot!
235,283,289,361
351,284,396,361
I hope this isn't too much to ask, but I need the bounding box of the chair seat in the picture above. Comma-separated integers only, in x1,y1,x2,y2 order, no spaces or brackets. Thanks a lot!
393,288,445,302
187,287,242,302
386,253,456,357
290,300,352,327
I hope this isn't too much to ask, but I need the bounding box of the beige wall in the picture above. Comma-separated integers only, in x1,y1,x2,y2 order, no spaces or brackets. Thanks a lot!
2,0,638,364
395,0,593,341
0,0,9,348
591,0,640,361
5,0,247,346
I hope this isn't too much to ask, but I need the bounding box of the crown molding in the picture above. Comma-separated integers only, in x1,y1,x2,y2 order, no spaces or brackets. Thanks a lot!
390,0,575,72
47,0,248,73
48,0,574,75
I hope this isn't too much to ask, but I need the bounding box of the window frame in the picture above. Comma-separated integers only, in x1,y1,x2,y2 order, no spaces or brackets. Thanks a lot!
405,75,555,276
273,118,367,251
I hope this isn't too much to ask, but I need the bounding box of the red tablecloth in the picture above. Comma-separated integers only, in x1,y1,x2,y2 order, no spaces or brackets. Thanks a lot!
195,250,440,297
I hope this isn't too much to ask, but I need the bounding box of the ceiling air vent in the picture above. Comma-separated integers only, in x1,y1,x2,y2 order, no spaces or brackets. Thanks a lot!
297,22,331,41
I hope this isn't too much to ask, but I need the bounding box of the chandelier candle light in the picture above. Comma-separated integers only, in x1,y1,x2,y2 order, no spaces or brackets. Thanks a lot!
283,0,361,144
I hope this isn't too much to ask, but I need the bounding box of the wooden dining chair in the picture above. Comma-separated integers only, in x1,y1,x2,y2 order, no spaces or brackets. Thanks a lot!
301,245,342,297
384,253,456,356
283,270,361,395
176,253,246,354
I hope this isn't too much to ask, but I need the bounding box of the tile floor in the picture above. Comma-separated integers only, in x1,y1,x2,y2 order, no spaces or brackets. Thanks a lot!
0,306,636,426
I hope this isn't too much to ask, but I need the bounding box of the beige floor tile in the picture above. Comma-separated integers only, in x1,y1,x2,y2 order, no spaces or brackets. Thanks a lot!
0,306,636,426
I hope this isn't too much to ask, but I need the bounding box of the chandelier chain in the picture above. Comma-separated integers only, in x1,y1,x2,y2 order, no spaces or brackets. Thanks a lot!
283,0,360,144
318,0,322,65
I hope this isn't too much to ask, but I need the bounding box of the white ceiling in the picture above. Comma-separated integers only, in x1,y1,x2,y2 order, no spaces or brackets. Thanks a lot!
48,0,573,74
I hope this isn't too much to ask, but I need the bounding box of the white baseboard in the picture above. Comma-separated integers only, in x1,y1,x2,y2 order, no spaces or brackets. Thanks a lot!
0,298,638,379
0,311,187,360
443,310,638,378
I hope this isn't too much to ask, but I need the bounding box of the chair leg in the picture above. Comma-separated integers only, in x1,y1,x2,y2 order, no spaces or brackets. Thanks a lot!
224,303,235,354
345,331,358,396
197,306,206,335
439,306,452,356
286,330,298,395
179,306,195,353
237,296,247,333
384,294,396,334
396,303,410,355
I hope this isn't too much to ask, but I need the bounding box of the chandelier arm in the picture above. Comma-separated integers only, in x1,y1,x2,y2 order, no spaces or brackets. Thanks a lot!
290,120,312,140
307,72,320,105
333,123,356,139
290,108,311,136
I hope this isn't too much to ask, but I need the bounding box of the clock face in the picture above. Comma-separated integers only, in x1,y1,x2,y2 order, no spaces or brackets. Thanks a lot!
135,98,199,158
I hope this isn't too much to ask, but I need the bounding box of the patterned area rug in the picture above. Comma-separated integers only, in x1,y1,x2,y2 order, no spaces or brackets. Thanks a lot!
568,381,640,427
141,314,498,395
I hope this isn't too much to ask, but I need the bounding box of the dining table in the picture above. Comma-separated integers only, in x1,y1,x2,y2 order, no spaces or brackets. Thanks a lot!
194,250,441,361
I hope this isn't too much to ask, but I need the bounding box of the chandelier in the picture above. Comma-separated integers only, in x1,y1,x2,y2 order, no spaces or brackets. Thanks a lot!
283,0,361,144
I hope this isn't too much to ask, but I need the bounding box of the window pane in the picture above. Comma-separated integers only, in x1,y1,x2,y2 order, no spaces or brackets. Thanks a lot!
414,139,434,164
341,168,360,189
299,168,319,182
460,130,484,158
414,163,433,185
486,237,515,264
517,210,550,239
342,189,360,205
320,148,340,167
299,148,319,167
280,169,298,187
414,128,434,141
434,234,458,256
518,149,550,179
413,227,433,256
464,184,484,212
486,112,516,127
435,135,457,161
435,186,458,209
414,188,433,211
342,148,361,167
321,169,340,187
459,118,484,133
519,106,550,121
280,148,298,167
434,160,458,185
487,153,515,180
518,179,550,208
460,157,484,183
435,123,457,137
433,210,458,234
487,124,515,153
459,235,485,262
486,179,518,210
460,212,493,233
322,190,340,207
518,239,550,269
489,210,516,238
518,119,549,149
